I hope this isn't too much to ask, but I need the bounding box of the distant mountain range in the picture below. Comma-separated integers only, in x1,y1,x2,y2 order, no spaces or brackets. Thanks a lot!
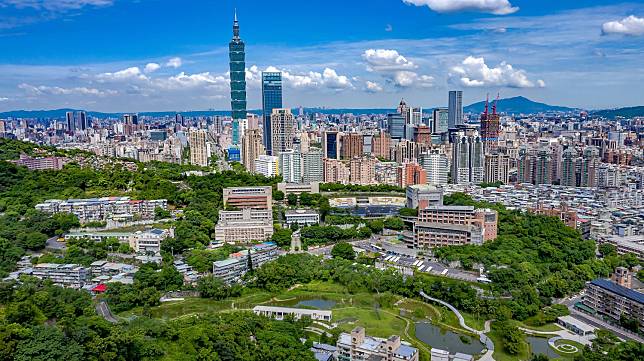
0,97,642,119
463,96,577,114
591,106,644,118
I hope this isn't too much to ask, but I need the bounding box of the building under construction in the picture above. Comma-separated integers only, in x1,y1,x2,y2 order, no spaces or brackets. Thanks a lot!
480,95,501,154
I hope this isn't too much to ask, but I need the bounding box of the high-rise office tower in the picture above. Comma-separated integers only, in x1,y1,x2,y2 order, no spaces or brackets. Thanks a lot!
270,108,296,156
323,131,340,160
76,111,88,130
302,148,324,183
484,153,510,184
451,132,484,184
188,129,209,167
65,111,74,131
561,148,578,187
410,107,423,125
241,128,265,172
448,90,463,130
432,108,449,135
419,149,449,186
262,72,283,155
387,113,406,139
279,149,302,183
397,99,410,123
229,10,247,123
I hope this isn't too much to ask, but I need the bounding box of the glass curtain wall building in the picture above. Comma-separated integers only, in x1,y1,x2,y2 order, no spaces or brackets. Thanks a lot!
262,72,283,155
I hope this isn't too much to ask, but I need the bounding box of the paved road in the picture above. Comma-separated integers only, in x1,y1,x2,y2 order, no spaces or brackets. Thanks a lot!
45,236,66,250
96,301,118,323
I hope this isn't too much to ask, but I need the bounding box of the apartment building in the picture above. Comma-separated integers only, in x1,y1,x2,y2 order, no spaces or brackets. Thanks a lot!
215,208,274,243
222,186,272,210
212,242,279,284
582,278,644,328
35,197,167,223
412,206,498,249
337,327,418,361
129,228,170,253
30,263,90,288
10,154,68,170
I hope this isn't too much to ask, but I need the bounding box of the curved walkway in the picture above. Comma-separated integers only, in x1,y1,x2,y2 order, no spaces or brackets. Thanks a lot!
419,291,496,361
518,326,593,346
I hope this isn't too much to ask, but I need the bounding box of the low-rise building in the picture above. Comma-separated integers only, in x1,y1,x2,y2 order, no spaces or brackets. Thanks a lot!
223,186,272,210
253,306,332,322
285,209,320,227
129,228,171,254
212,242,279,284
405,184,444,209
337,327,418,361
35,197,167,223
10,154,68,170
412,206,498,249
215,208,274,243
30,263,90,288
277,182,320,195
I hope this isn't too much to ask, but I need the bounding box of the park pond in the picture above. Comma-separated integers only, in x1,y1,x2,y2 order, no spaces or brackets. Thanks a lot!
269,297,338,310
295,298,337,310
415,322,485,355
527,336,561,359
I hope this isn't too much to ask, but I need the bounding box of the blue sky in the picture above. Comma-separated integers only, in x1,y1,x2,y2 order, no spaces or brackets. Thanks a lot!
0,0,643,112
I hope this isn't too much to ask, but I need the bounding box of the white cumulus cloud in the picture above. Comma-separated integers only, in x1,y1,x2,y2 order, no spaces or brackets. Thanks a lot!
18,83,117,96
602,15,644,36
144,63,161,73
246,65,353,91
1,0,114,11
153,72,228,91
97,66,148,81
166,57,182,68
449,56,544,88
363,49,416,72
365,81,384,93
362,49,433,88
403,0,518,15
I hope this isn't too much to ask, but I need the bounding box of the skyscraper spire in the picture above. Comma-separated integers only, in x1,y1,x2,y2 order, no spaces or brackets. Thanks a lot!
232,8,240,40
229,9,247,130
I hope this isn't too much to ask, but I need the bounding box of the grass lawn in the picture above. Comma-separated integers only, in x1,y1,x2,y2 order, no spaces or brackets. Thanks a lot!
119,291,272,319
333,306,407,339
553,339,583,358
516,321,563,333
461,311,486,331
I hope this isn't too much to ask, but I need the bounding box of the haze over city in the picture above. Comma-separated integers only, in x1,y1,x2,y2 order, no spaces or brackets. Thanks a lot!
1,0,643,112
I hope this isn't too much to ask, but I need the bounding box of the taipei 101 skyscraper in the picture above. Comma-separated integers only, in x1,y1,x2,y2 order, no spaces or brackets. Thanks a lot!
229,10,247,144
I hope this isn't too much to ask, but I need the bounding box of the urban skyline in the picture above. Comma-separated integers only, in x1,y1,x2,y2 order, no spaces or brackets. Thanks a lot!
0,0,643,112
